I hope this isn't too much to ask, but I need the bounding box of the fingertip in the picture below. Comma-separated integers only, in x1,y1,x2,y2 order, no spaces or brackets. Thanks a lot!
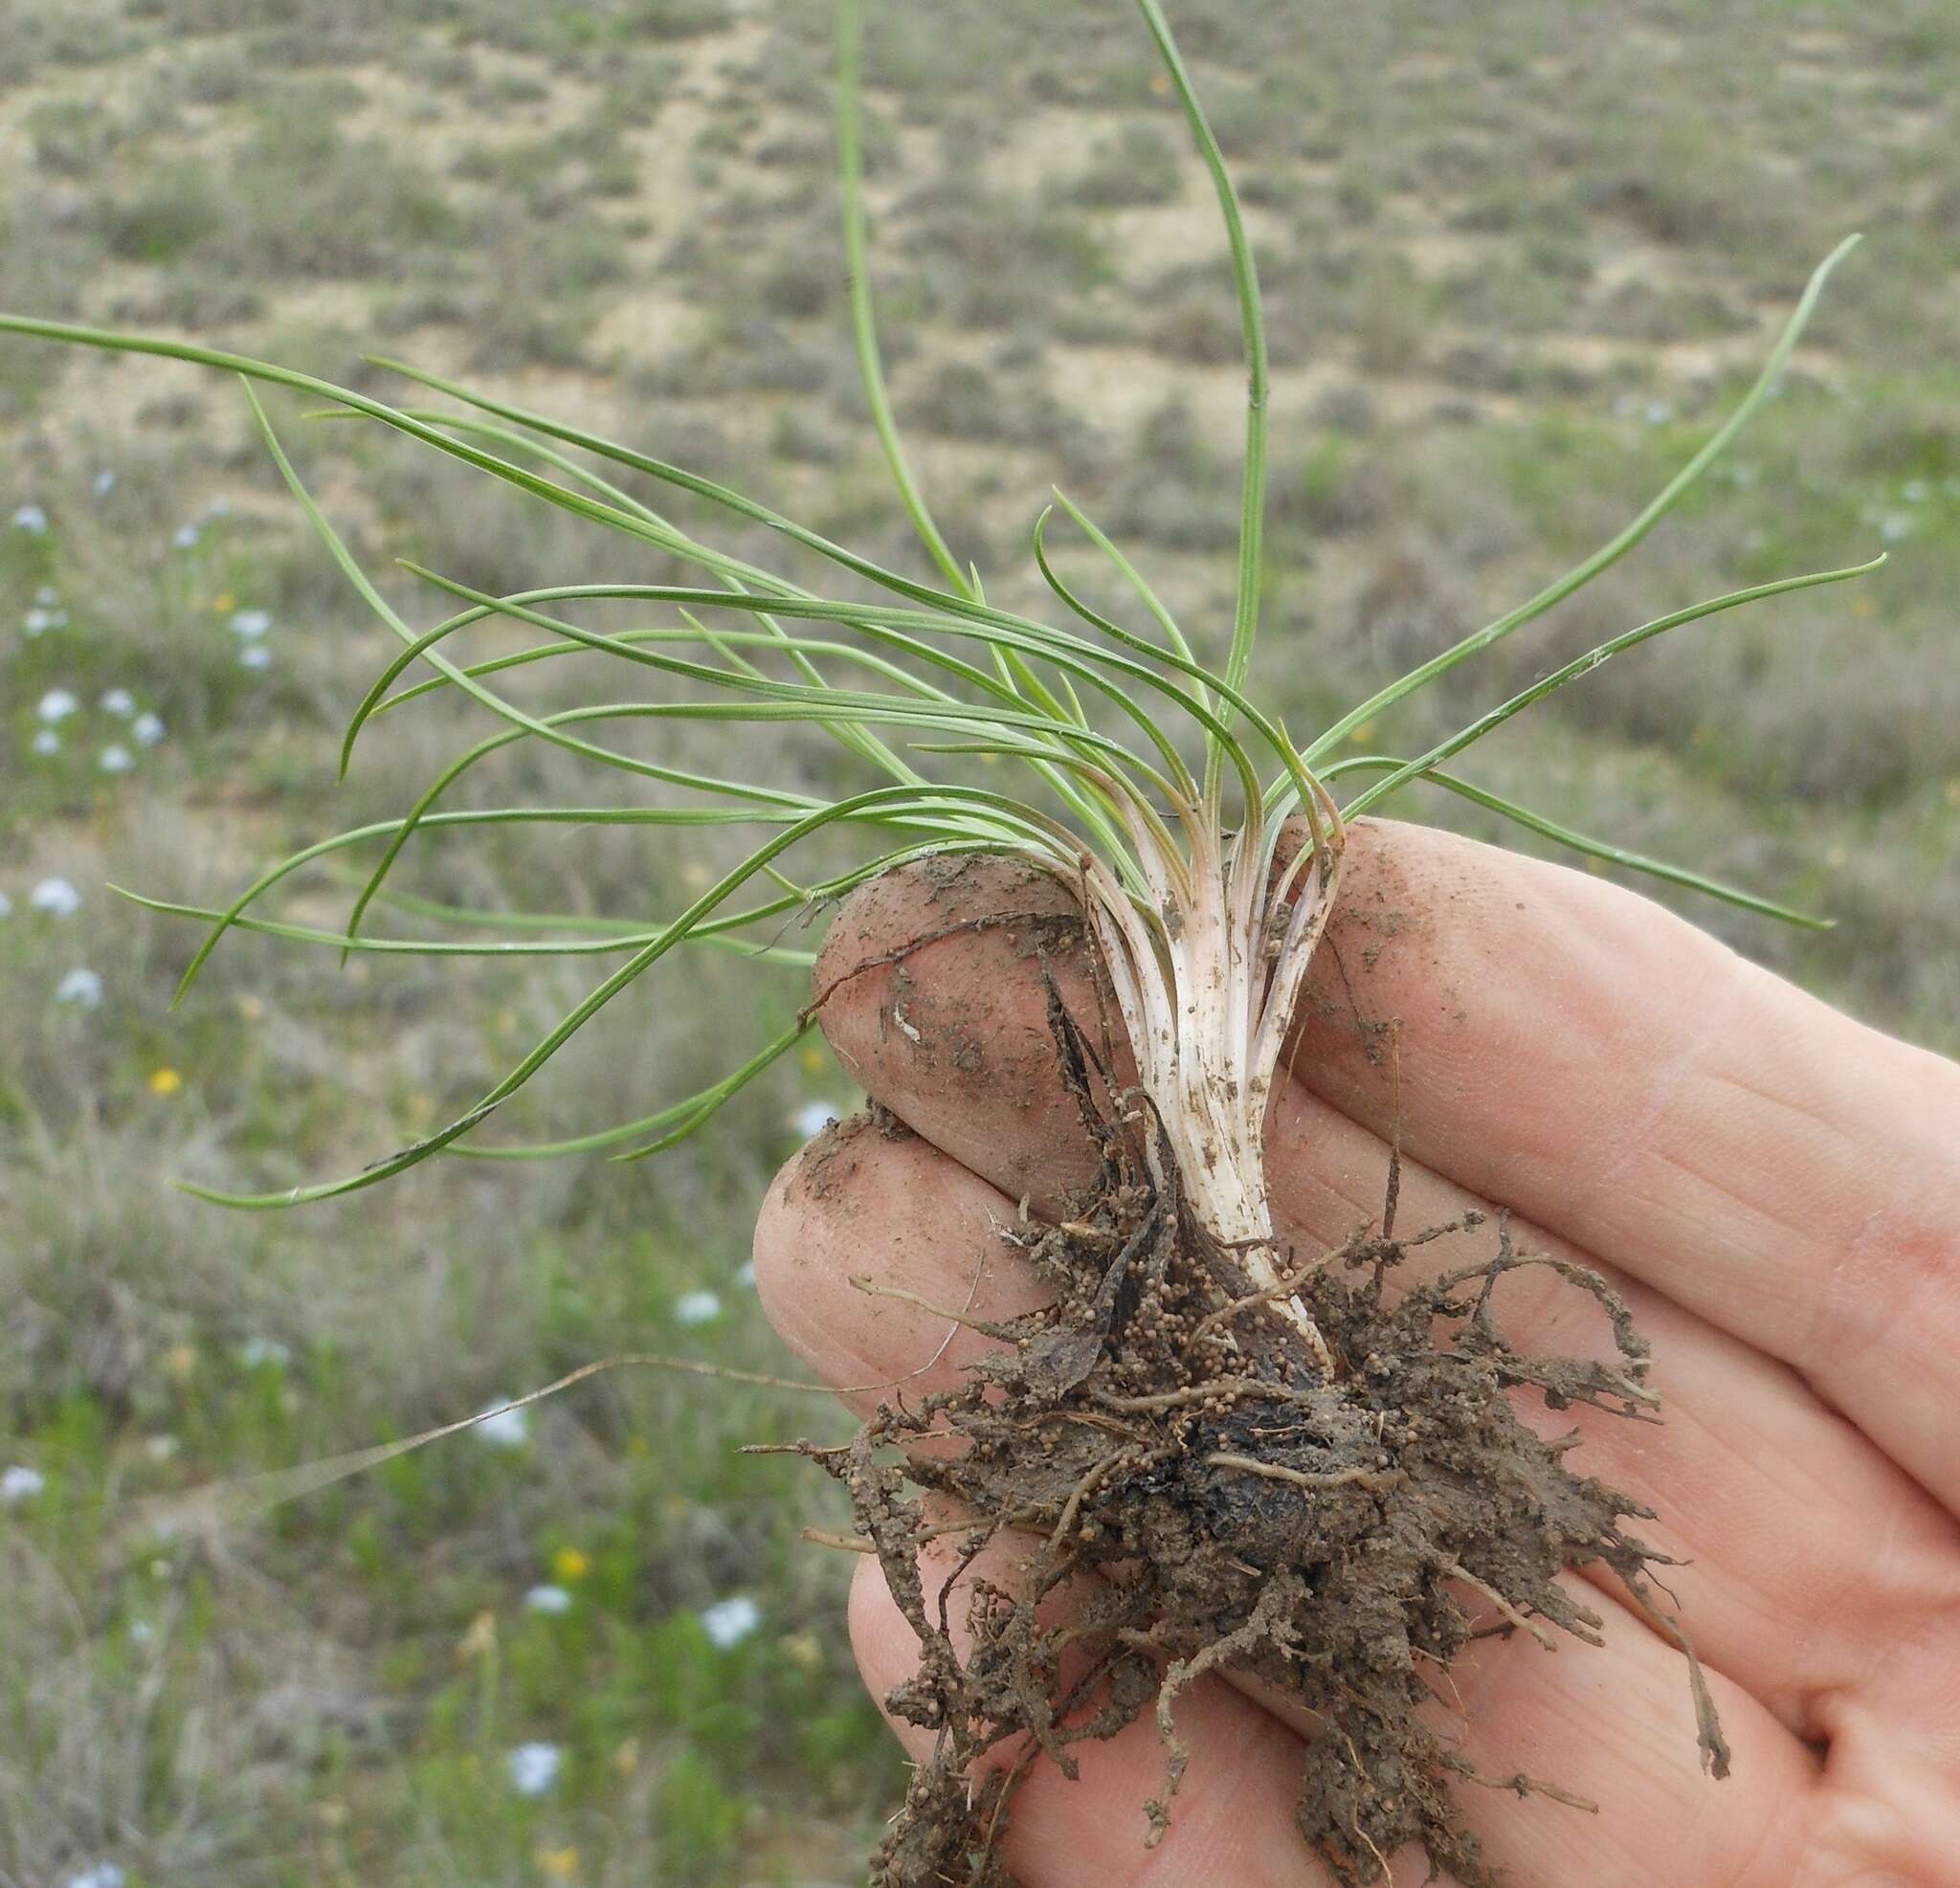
750,1117,1052,1405
806,857,1114,1211
811,852,1080,1012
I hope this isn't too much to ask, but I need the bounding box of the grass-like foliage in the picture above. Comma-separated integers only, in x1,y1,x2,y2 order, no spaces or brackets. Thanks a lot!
0,0,1873,1235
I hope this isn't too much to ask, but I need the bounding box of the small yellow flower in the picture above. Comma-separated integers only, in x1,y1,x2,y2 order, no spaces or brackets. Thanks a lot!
163,1343,197,1384
550,1545,590,1583
799,1043,826,1076
148,1067,184,1096
612,1736,640,1776
456,1609,499,1663
780,1629,823,1672
236,993,266,1023
1348,720,1376,746
212,591,235,613
537,1849,580,1881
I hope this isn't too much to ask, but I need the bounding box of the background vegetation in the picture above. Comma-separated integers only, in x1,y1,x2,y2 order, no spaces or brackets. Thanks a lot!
2,0,1954,1881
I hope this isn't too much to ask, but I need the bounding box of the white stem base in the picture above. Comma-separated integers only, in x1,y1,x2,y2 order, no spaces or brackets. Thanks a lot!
1073,814,1347,1377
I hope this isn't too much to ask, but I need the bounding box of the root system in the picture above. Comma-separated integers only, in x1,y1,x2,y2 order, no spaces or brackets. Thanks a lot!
793,966,1726,1887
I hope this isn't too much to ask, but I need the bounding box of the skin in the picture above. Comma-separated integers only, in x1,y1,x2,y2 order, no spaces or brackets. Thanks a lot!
752,817,1960,1887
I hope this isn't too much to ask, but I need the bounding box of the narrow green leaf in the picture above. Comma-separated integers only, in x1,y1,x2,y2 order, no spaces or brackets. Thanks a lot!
170,785,1080,1207
1135,0,1270,812
1321,761,1832,929
1340,556,1884,820
835,0,968,596
1303,234,1864,767
445,1017,813,1162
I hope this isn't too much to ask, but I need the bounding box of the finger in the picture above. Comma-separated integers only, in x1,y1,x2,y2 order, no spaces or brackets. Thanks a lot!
1415,1577,1818,1887
809,852,1109,1214
1284,818,1960,1511
1262,1077,1960,1747
1423,1572,1957,1883
808,830,1960,1512
849,1534,1824,1888
755,1115,1960,1751
754,1117,1050,1406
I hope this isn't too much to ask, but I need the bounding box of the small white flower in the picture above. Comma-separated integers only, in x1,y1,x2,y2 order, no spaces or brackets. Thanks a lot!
700,1594,762,1649
793,1100,837,1140
524,1584,573,1615
100,744,134,774
30,877,82,916
133,711,167,747
128,1618,156,1647
145,1433,179,1460
1901,478,1930,503
100,688,136,718
205,497,234,519
1643,399,1674,426
230,608,272,638
1,1465,47,1504
32,729,61,756
239,643,272,670
505,1742,562,1796
735,1259,757,1289
474,1401,530,1448
238,1338,291,1369
11,502,48,532
93,469,118,498
23,607,64,634
0,892,11,918
674,1289,723,1326
172,522,201,548
37,688,78,722
56,967,104,1009
63,1866,126,1888
33,585,58,606
1879,513,1915,544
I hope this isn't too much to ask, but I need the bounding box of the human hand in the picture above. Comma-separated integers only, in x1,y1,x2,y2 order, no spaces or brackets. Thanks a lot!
753,818,1960,1885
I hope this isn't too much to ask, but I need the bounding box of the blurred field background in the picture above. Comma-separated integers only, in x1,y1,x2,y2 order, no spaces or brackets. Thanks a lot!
1,0,1955,1882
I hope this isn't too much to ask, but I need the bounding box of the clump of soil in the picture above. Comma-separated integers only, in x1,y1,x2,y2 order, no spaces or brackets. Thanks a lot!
797,960,1726,1887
